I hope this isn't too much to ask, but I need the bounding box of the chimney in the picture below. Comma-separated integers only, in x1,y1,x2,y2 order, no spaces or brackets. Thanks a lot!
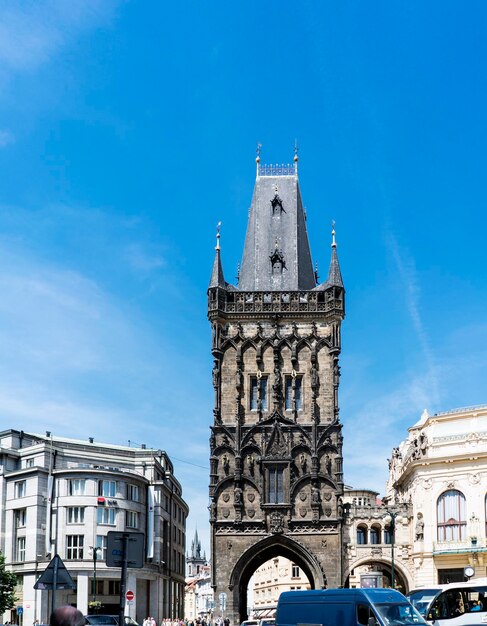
89,437,94,444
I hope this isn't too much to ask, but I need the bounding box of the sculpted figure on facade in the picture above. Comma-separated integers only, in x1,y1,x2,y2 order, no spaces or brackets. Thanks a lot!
415,512,424,541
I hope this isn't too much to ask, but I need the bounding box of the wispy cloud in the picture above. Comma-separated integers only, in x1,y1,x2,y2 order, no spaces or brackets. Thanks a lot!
0,129,14,147
344,368,437,493
125,243,167,273
386,232,440,405
0,1,120,72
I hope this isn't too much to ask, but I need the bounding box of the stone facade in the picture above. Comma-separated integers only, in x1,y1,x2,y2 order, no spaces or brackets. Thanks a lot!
0,429,188,625
207,157,346,623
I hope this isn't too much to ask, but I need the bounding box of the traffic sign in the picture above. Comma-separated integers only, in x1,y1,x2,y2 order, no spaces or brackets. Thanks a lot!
126,590,135,602
16,607,23,615
34,554,76,590
106,532,144,568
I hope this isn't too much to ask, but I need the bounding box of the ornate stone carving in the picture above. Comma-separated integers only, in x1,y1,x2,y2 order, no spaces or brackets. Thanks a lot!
269,512,284,534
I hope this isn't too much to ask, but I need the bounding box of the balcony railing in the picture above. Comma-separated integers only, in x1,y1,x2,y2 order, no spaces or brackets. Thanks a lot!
433,539,487,554
208,290,344,315
258,163,297,177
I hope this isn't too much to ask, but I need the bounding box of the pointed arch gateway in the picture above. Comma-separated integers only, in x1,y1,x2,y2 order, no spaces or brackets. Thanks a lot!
229,535,325,623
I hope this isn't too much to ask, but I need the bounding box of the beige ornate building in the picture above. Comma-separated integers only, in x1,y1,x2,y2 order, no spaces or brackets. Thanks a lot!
385,404,487,586
248,556,311,619
342,405,487,592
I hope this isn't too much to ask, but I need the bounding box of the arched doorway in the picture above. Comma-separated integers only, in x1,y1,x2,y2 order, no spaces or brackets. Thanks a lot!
229,535,325,624
343,558,411,594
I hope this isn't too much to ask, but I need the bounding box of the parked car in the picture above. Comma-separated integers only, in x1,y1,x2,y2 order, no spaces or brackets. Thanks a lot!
85,616,139,626
240,621,259,626
260,620,275,626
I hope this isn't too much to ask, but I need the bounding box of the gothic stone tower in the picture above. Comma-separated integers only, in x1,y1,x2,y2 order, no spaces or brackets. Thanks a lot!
208,154,345,623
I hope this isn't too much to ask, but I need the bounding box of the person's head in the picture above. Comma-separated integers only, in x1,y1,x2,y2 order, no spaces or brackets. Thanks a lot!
50,606,85,626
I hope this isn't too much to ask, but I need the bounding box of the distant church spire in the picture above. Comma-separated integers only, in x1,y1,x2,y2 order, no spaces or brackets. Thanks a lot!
209,221,226,288
327,221,344,288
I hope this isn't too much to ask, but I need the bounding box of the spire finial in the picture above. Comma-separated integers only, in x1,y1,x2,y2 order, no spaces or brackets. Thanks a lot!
216,221,222,250
236,262,240,285
294,139,299,162
331,220,336,248
256,142,262,176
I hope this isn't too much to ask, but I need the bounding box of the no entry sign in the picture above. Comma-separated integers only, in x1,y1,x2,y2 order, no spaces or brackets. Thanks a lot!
126,590,134,602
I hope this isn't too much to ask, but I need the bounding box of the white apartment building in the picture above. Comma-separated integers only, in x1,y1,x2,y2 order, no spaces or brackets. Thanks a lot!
0,429,188,626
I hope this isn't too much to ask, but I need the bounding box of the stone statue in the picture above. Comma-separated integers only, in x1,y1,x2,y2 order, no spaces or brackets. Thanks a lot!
234,487,242,505
415,513,424,541
325,454,332,475
311,487,320,503
247,454,255,474
222,454,230,474
300,453,307,474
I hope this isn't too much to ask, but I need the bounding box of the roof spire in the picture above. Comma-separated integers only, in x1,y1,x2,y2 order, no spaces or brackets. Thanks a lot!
294,139,299,174
256,142,262,177
209,221,226,288
215,220,221,250
327,220,343,288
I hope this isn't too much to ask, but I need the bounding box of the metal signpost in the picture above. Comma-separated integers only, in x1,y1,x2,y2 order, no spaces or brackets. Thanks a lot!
106,532,144,626
34,554,76,615
219,592,227,624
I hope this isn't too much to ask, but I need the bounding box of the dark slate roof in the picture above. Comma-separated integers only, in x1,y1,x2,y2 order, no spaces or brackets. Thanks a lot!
238,174,316,291
209,246,226,288
327,245,343,288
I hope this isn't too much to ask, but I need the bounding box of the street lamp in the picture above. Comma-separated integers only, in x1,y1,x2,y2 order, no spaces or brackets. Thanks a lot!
90,546,102,606
383,510,403,589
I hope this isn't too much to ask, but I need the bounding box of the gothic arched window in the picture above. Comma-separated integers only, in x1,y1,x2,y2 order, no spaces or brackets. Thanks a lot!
437,489,466,541
357,525,367,545
370,526,381,545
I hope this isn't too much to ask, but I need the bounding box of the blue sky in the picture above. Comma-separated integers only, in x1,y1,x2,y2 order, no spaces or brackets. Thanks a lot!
0,1,486,555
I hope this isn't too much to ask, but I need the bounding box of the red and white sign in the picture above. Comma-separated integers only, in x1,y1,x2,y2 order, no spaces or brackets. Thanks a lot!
126,590,135,602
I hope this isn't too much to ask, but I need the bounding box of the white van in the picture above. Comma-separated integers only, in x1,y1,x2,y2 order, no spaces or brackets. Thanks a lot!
407,578,487,625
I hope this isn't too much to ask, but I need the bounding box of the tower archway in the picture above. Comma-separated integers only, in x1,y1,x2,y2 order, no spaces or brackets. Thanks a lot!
229,535,325,623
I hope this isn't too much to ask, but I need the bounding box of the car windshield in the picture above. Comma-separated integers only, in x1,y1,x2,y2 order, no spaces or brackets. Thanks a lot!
407,589,440,617
86,618,118,625
374,602,428,625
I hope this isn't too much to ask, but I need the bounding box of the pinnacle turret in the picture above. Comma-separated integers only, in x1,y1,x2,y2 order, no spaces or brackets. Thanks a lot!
209,222,226,288
327,222,344,288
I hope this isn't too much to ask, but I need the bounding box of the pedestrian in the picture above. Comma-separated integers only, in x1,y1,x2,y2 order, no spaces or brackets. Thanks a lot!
50,606,85,626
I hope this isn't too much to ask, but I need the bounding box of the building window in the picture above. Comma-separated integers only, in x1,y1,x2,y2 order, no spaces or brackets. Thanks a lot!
68,479,85,496
437,489,466,541
96,535,107,561
384,526,392,544
126,511,138,529
98,480,116,497
15,481,26,498
250,376,268,411
370,526,380,545
67,507,85,524
91,579,104,595
267,468,284,504
127,484,140,502
26,459,34,468
357,526,367,545
108,580,120,595
16,536,26,561
97,507,116,525
285,376,303,411
15,509,26,528
291,563,300,578
66,535,84,560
